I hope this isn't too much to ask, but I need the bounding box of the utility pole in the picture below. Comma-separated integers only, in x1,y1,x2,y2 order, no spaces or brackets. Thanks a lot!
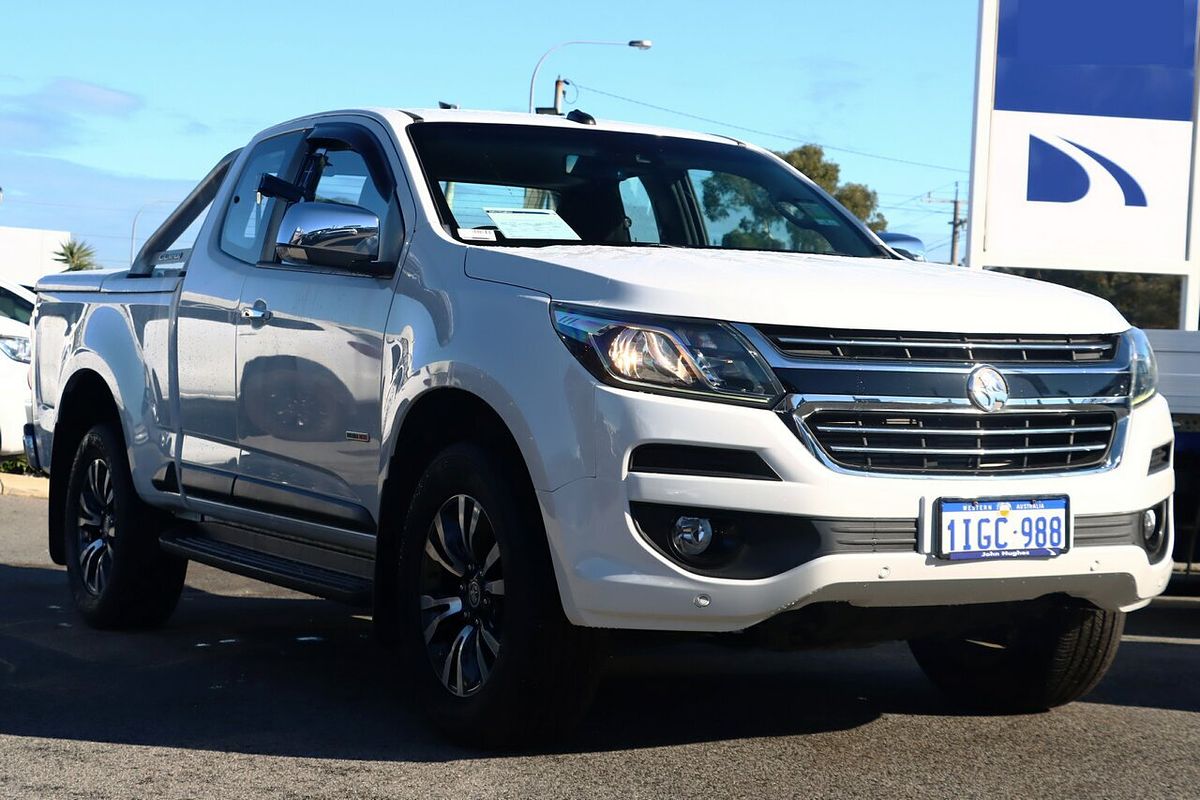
554,76,566,115
950,182,966,266
534,76,568,115
924,182,969,265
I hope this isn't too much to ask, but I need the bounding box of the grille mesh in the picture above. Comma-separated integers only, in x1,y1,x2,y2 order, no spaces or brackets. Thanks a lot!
805,409,1117,474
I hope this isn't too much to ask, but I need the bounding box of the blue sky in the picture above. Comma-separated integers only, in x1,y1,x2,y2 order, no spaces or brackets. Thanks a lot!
0,0,979,267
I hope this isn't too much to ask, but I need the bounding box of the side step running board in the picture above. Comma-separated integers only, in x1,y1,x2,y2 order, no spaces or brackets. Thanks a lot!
160,533,373,606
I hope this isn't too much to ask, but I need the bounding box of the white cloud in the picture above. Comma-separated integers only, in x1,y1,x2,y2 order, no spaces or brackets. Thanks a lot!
33,78,143,116
0,78,143,151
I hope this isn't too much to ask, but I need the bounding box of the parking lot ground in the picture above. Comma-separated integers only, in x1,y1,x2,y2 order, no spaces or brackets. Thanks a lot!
2,494,1199,799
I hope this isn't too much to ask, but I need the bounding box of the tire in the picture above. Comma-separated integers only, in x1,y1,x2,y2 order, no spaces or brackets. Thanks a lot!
909,601,1125,711
62,423,187,629
396,442,603,747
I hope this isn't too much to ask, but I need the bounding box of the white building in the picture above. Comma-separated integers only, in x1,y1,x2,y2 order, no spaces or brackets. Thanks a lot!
0,225,70,287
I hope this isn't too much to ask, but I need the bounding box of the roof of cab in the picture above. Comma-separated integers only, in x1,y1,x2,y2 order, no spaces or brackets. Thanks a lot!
395,107,741,145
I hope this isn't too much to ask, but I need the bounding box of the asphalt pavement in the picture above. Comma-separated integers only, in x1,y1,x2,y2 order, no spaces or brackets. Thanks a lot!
1,494,1198,799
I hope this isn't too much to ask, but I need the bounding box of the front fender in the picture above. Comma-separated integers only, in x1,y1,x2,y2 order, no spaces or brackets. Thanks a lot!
380,284,597,496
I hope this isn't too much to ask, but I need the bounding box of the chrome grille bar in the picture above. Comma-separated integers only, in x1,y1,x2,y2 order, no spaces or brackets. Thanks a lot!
829,443,1108,456
814,424,1113,436
757,326,1120,364
773,337,1112,352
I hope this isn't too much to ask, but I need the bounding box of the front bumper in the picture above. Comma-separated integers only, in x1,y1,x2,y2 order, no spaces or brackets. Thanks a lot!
538,387,1175,632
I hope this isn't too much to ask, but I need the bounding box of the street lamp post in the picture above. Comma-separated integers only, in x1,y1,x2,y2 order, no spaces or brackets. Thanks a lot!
129,199,178,263
528,39,652,114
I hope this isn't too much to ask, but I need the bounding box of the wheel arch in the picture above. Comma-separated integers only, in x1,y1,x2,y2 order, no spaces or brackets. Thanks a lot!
47,369,122,565
373,387,545,639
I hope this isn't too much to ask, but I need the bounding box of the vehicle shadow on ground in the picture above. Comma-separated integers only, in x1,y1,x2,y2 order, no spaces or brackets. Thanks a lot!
1,562,1196,761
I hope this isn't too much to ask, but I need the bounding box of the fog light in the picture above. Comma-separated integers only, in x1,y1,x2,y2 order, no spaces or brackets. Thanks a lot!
672,516,713,556
1142,503,1166,556
1142,508,1159,542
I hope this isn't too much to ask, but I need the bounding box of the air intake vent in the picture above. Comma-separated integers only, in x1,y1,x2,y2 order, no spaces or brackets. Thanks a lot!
1148,443,1172,474
759,327,1119,363
629,444,780,481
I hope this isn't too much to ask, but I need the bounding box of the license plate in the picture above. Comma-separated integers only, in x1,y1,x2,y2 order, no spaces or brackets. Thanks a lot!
936,497,1069,561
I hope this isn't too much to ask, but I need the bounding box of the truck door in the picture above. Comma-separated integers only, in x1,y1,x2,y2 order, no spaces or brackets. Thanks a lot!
176,130,306,501
233,121,402,533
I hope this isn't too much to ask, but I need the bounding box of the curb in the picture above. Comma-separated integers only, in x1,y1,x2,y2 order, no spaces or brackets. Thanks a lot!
0,473,50,500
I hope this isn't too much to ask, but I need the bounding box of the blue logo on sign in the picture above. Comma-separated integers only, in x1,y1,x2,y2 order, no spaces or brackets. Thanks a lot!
1026,135,1147,207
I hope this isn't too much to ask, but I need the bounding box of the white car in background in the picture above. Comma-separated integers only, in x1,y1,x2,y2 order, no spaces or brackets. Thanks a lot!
0,277,35,456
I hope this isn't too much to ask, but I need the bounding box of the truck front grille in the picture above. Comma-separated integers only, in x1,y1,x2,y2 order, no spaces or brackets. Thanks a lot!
804,409,1117,475
759,327,1118,363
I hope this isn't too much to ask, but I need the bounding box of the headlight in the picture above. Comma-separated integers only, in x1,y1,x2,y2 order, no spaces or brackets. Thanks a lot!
552,304,783,406
0,335,30,364
1126,328,1157,406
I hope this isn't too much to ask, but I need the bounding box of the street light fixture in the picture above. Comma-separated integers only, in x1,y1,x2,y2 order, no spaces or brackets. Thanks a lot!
528,39,652,114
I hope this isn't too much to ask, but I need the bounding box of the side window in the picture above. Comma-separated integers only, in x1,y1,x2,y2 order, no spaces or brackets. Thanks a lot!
0,287,33,325
618,177,661,243
311,148,391,221
220,132,304,264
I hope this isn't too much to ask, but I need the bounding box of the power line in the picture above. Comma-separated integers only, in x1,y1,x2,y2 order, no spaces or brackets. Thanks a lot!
882,180,964,210
566,80,969,174
0,197,184,213
877,204,953,214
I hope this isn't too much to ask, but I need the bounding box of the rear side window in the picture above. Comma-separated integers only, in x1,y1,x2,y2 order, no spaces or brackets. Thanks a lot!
0,287,32,325
220,132,304,263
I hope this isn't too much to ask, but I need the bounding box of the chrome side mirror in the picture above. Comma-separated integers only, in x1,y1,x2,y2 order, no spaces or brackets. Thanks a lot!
878,231,927,261
275,201,390,273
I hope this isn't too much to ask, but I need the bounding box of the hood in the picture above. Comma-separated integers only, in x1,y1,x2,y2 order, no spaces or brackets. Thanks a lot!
465,246,1129,335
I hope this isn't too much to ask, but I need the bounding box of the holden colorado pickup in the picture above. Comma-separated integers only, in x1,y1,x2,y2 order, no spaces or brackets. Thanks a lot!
26,107,1174,745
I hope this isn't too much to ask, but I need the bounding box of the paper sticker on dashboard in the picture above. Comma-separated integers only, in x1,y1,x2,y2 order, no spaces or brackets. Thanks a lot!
484,208,581,240
459,228,497,241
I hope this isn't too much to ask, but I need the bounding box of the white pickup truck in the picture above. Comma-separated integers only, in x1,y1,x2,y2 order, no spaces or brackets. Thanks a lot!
26,107,1175,745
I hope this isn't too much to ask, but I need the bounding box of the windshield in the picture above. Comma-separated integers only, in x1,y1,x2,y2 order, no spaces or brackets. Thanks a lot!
408,123,886,258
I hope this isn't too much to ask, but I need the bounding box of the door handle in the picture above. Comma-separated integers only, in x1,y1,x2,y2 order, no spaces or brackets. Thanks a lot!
241,304,272,322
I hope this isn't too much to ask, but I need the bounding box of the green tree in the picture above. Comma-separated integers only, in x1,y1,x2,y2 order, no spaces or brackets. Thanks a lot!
999,268,1180,330
53,239,99,271
697,144,888,252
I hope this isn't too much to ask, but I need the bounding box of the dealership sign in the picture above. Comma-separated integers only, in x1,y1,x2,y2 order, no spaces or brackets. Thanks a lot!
968,0,1200,327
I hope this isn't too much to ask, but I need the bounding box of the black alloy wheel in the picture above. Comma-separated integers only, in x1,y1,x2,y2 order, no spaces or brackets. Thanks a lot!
398,442,606,747
75,457,117,596
63,423,187,629
419,493,505,697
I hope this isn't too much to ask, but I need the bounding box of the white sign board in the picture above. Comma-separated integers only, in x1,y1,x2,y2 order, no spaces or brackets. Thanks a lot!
968,0,1200,328
0,226,70,287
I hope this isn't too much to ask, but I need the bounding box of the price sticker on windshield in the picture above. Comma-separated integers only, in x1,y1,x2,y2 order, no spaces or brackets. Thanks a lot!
484,208,581,241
